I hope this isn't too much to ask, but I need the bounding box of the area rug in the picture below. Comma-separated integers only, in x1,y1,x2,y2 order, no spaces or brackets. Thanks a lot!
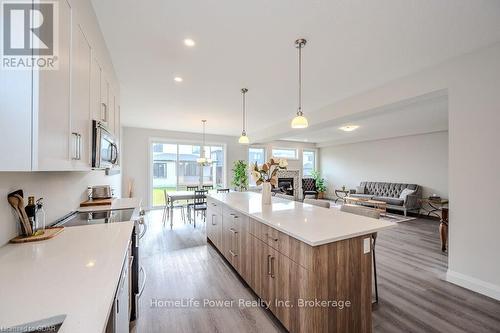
329,203,416,223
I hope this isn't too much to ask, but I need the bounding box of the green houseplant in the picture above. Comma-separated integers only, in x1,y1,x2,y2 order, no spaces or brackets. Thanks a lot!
310,170,327,199
231,160,249,191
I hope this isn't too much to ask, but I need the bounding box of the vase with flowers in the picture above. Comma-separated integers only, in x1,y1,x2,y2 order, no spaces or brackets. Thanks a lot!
250,158,288,204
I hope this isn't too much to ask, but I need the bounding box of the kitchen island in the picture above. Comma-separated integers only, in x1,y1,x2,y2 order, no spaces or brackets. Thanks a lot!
0,222,134,332
206,192,396,333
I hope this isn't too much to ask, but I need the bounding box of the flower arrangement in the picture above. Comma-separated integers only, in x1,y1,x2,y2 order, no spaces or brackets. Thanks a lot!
250,158,288,186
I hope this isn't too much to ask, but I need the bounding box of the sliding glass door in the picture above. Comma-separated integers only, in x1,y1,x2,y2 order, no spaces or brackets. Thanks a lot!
151,141,226,207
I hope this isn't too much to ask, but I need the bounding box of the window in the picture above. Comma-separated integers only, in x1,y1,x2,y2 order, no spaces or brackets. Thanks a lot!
272,148,297,160
151,142,226,207
248,147,266,186
249,147,266,166
303,150,316,177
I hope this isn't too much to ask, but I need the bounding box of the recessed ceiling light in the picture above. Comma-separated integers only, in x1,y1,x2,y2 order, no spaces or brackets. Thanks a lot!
183,38,195,47
174,77,183,82
339,125,359,132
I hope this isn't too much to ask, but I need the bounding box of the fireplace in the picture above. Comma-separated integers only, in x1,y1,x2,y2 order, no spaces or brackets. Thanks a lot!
273,177,294,196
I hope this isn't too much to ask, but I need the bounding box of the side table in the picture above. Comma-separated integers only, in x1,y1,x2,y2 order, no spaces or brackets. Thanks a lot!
334,189,350,204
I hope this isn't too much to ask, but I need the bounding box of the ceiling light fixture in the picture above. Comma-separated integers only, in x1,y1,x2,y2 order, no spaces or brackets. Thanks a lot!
174,76,183,82
339,125,360,132
238,88,250,144
184,38,195,47
197,120,213,166
291,38,309,129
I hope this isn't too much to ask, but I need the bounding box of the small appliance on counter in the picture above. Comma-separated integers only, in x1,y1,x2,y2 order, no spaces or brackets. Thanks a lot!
91,185,113,199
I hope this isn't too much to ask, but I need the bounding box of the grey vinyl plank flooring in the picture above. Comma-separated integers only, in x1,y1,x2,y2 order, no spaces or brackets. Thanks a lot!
133,210,500,333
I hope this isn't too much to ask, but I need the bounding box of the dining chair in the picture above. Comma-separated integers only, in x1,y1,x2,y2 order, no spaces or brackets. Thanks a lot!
217,188,230,193
162,189,186,226
340,204,380,304
303,198,330,208
188,189,207,228
186,185,199,191
202,185,213,190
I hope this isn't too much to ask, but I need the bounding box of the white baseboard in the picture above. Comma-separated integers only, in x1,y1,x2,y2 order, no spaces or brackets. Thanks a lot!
446,269,500,301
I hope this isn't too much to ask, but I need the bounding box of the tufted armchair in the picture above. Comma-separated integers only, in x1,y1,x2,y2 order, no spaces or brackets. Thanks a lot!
349,181,422,216
302,178,318,200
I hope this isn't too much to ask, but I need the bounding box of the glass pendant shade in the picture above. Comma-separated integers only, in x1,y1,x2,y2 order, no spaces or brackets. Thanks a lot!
291,114,309,128
238,133,250,144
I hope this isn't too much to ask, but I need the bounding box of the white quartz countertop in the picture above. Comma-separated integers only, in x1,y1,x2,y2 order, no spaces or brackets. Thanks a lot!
208,192,396,246
0,222,134,332
77,197,142,212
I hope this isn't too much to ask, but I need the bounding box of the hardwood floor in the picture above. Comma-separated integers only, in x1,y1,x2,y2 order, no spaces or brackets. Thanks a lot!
134,209,500,333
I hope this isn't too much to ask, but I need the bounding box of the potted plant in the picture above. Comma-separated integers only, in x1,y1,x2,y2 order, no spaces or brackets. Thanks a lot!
231,160,249,191
311,170,327,199
250,158,288,204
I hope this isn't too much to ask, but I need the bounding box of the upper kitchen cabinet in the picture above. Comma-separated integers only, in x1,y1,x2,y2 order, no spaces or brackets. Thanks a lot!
70,23,92,170
0,71,32,171
0,0,120,172
33,0,72,171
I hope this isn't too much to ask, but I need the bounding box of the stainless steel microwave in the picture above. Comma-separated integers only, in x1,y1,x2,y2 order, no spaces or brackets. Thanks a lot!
92,120,119,169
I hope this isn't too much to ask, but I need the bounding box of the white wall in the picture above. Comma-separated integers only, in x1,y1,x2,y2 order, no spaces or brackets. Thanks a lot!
319,131,448,199
0,171,120,246
121,127,247,208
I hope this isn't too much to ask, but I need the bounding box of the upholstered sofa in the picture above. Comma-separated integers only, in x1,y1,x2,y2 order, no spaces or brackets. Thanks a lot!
349,182,421,216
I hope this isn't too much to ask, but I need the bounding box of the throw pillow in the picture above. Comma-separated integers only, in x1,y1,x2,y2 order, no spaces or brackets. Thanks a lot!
356,186,366,194
399,188,415,201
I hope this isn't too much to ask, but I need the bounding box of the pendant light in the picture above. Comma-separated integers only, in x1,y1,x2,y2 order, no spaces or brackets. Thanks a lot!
197,120,212,166
238,88,250,144
291,38,309,129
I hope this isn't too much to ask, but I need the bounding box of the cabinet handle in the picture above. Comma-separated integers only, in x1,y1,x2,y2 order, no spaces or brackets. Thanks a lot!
211,214,216,226
270,256,275,278
229,250,237,257
101,102,107,122
116,299,119,314
71,133,80,160
229,228,238,234
267,254,272,275
77,134,82,160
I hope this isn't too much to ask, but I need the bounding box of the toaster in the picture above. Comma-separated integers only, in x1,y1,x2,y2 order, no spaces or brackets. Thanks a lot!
92,185,112,199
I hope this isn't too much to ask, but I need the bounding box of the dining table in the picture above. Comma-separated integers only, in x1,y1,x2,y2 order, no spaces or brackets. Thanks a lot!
165,189,217,228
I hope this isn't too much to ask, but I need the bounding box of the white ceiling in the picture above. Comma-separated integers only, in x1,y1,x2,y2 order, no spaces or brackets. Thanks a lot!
91,0,500,139
282,93,448,146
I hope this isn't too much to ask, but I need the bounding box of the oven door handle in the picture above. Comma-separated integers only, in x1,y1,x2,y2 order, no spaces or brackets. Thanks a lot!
139,219,147,239
138,265,146,297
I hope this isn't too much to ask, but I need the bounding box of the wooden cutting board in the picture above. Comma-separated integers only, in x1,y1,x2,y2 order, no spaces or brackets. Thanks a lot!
10,227,64,244
80,198,113,207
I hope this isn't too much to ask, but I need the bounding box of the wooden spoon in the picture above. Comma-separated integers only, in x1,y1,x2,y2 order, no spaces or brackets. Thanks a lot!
14,194,33,236
7,196,31,236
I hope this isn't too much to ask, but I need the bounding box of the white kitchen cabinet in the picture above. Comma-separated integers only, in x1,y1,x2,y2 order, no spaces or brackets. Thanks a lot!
33,0,72,171
70,23,92,170
91,56,103,122
0,0,120,172
109,87,116,134
101,72,110,124
0,71,32,171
